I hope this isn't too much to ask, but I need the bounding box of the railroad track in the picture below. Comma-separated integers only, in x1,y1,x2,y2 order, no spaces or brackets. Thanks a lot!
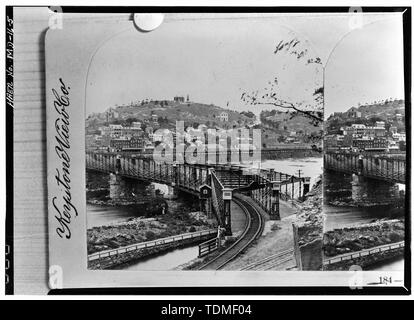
240,248,295,271
197,195,264,270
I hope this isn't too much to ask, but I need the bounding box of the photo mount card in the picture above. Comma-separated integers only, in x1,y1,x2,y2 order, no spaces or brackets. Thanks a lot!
46,12,407,290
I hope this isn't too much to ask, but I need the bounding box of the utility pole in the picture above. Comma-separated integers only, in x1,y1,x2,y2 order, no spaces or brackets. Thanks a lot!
296,169,303,199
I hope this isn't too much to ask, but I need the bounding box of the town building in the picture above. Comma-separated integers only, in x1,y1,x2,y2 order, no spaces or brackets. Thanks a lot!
352,137,388,151
110,136,145,151
106,108,119,121
219,112,229,122
389,126,398,134
346,107,362,118
108,124,123,138
174,96,185,103
392,132,406,142
132,121,142,129
324,134,345,149
342,124,385,139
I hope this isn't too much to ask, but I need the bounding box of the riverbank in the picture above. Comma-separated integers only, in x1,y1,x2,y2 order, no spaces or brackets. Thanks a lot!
87,211,217,255
323,219,404,257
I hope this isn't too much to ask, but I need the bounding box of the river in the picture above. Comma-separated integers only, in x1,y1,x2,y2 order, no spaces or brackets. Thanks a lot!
87,157,322,270
324,171,405,271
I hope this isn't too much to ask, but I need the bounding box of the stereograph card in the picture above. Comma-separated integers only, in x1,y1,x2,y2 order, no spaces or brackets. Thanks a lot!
44,12,407,290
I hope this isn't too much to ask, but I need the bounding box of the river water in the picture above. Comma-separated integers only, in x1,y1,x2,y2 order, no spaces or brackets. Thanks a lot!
87,204,144,229
324,171,405,231
324,171,405,271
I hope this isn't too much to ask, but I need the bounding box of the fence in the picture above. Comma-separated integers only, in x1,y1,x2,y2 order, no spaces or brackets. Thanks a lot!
198,237,220,257
88,229,217,262
323,241,405,265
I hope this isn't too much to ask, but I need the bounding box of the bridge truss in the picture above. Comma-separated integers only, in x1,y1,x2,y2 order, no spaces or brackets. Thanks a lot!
86,151,309,234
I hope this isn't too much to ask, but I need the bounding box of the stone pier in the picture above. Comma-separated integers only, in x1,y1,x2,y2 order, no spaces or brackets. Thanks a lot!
351,174,400,206
109,173,148,202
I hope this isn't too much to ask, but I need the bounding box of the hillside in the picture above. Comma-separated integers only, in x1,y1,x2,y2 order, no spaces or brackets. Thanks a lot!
355,99,405,118
260,110,322,134
326,99,405,134
86,100,254,131
258,110,323,147
328,99,405,121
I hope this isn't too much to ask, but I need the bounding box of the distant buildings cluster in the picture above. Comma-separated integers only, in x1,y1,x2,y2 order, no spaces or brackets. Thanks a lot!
325,121,406,152
86,117,158,152
86,110,255,153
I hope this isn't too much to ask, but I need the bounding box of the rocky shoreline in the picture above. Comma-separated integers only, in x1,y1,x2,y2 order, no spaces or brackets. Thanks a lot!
87,211,217,255
327,199,405,208
323,219,404,257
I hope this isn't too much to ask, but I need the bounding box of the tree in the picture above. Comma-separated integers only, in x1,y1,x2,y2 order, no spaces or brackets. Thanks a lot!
124,117,139,125
240,111,255,118
241,37,323,126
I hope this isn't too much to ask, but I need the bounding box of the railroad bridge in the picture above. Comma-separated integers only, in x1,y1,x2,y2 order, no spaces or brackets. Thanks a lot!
86,151,310,236
117,145,320,161
324,151,406,205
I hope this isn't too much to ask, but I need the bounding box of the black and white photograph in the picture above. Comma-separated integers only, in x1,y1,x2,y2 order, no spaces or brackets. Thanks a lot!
6,5,410,295
84,16,324,272
322,17,406,271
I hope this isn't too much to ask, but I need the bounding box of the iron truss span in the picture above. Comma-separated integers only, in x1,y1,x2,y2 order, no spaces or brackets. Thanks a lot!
197,195,264,270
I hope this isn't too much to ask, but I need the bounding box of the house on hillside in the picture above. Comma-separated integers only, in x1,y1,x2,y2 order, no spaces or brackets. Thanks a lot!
218,112,229,122
174,96,185,103
346,107,362,118
106,108,119,121
132,121,142,129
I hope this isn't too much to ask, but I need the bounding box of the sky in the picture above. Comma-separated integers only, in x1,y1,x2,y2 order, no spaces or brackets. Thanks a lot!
324,16,405,118
85,14,405,119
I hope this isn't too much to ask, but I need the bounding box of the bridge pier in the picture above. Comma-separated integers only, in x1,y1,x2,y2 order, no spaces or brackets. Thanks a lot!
164,184,178,200
199,198,213,219
109,173,126,201
351,174,400,206
109,173,142,202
